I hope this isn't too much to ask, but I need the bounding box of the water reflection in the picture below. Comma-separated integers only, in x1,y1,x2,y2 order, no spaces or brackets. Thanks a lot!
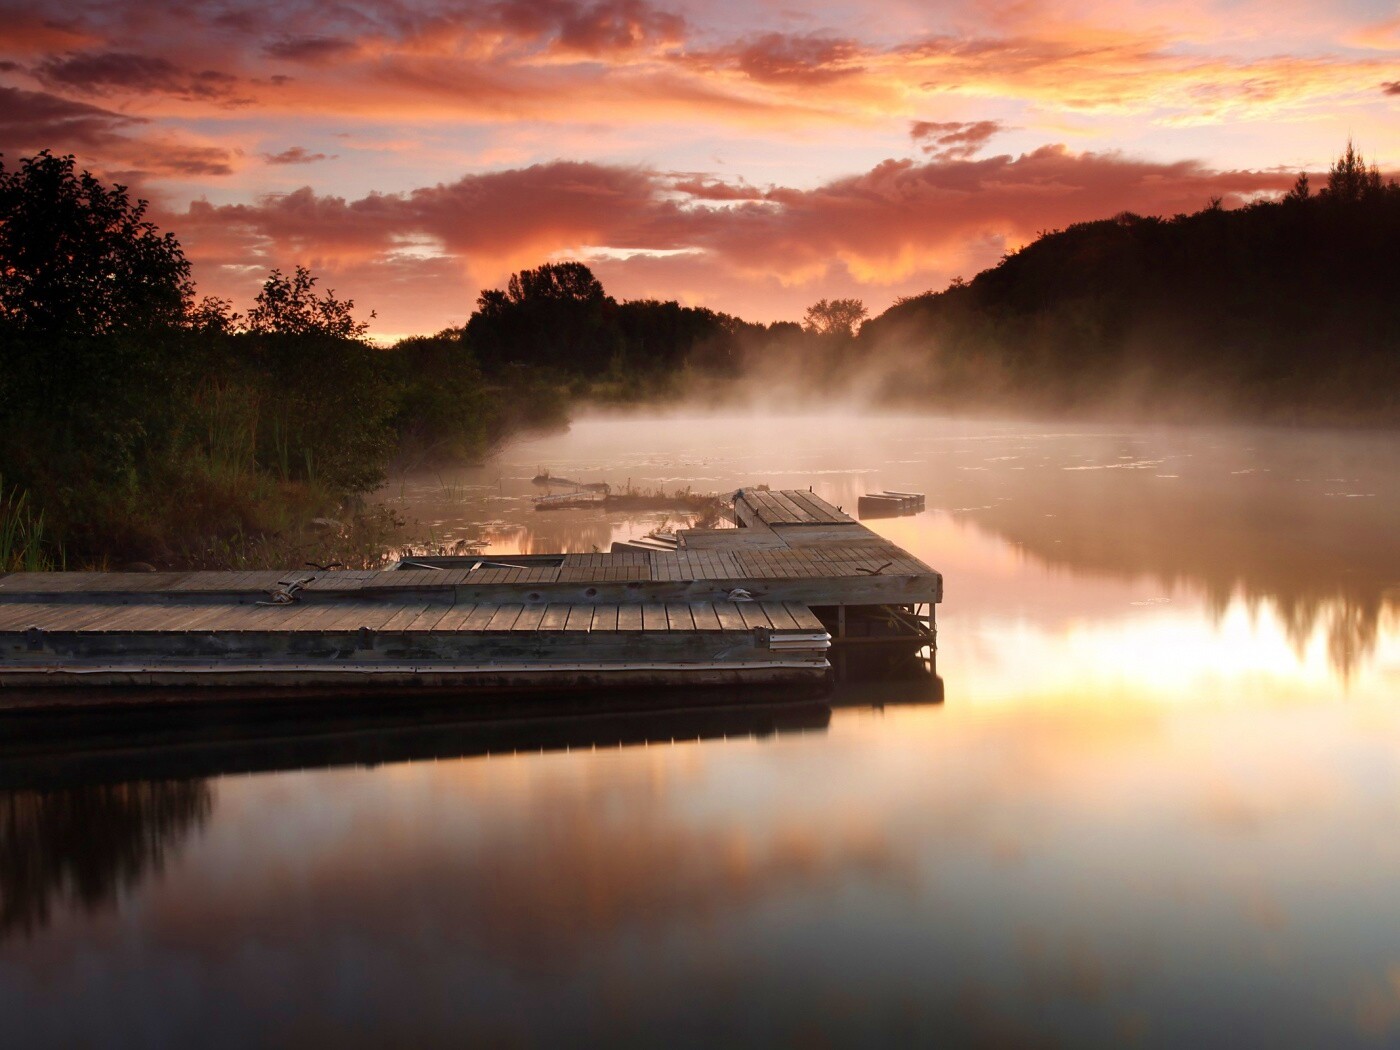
5,415,1399,1046
930,427,1400,676
388,415,1400,678
0,664,940,945
0,781,210,940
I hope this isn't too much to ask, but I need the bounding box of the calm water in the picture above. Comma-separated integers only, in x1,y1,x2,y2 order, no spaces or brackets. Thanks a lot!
4,414,1399,1047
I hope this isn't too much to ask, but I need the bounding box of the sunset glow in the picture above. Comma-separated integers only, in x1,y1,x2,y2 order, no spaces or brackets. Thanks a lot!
3,0,1397,335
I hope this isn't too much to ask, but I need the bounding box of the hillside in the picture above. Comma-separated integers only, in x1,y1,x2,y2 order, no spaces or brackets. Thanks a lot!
859,146,1400,422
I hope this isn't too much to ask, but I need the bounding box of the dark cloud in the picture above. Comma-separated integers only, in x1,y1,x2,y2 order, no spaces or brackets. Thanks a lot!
263,35,358,63
492,0,686,55
175,147,1295,293
263,146,334,165
0,85,142,151
1383,81,1400,95
0,12,93,55
667,174,767,201
35,50,243,101
130,142,237,176
910,119,1005,160
0,86,234,176
698,32,865,85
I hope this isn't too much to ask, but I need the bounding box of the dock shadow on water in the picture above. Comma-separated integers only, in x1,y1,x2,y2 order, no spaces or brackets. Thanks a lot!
0,655,941,943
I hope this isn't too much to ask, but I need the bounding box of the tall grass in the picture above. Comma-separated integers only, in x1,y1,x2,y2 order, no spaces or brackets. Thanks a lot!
0,478,60,571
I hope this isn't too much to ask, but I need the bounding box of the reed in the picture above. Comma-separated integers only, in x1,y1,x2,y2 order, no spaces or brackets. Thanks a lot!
0,478,60,571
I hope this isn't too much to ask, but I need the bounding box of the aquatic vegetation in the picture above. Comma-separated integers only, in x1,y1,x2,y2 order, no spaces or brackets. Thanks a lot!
0,479,59,571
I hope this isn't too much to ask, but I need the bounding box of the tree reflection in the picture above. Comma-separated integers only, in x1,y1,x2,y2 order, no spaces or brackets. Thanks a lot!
0,780,212,939
939,429,1400,676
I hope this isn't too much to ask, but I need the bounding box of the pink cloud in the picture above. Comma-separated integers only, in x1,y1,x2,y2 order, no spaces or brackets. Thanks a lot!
170,146,1297,334
910,119,1005,160
3,0,1390,137
262,146,333,165
0,86,236,175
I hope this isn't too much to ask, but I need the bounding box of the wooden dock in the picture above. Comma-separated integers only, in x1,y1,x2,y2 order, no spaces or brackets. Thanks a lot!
0,489,940,711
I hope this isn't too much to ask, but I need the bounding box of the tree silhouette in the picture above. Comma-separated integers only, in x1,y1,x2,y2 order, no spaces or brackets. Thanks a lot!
506,261,606,304
1323,140,1383,203
858,142,1400,422
803,298,868,338
0,151,192,335
247,265,372,340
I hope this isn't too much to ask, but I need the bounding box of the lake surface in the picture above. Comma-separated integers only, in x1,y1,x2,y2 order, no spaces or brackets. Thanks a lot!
4,413,1399,1047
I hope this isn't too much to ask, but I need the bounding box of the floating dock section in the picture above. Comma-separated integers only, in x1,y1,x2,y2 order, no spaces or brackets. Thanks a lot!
858,491,926,519
0,489,940,711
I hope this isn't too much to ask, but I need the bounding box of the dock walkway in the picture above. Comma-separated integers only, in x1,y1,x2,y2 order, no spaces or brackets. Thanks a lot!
0,490,940,707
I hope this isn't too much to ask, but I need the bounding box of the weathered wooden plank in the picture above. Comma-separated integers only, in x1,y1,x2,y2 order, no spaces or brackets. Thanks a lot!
486,604,525,631
36,602,113,630
785,602,826,632
163,571,237,592
783,490,831,522
738,603,772,630
680,525,786,550
689,602,722,631
222,601,301,632
301,574,368,593
376,602,431,632
769,491,812,523
164,602,248,632
363,569,447,590
63,603,151,632
564,605,593,631
747,490,787,525
799,490,851,523
0,602,104,631
231,601,316,631
421,603,476,632
641,604,668,631
282,602,354,633
512,604,548,632
665,603,695,631
591,604,619,632
762,602,801,631
538,604,571,631
403,604,458,631
0,602,69,631
616,604,644,631
713,602,748,631
460,603,502,631
305,603,388,632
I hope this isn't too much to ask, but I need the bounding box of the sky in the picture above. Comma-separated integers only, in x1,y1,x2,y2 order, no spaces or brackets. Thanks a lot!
2,0,1397,339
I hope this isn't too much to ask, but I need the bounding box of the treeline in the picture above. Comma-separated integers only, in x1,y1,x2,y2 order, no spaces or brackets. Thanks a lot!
0,152,545,568
858,143,1400,421
5,142,1397,567
0,151,814,568
402,261,820,401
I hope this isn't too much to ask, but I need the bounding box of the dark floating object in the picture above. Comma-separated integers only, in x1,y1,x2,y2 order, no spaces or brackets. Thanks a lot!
531,472,609,492
857,491,925,519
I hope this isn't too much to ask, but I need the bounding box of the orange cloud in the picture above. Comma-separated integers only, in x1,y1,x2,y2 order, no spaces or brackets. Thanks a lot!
2,0,1391,136
910,119,1007,159
170,146,1297,333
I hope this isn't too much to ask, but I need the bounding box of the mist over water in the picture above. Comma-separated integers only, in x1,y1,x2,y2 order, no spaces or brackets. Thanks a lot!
3,412,1399,1047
